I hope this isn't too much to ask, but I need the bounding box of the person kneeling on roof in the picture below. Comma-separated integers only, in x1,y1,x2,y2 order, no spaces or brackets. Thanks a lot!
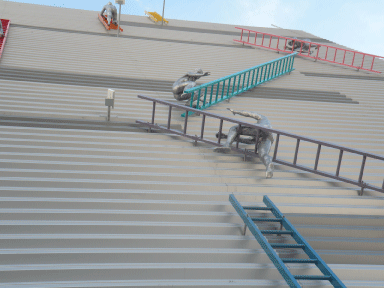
214,108,275,179
172,68,210,101
101,2,118,25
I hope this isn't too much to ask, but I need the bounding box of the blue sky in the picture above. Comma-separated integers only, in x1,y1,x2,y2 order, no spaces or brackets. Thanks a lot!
5,0,384,56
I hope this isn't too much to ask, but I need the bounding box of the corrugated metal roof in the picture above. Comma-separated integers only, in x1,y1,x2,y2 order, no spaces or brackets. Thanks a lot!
0,1,383,287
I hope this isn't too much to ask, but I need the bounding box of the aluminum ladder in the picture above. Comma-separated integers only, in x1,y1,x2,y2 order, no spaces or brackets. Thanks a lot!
229,194,346,288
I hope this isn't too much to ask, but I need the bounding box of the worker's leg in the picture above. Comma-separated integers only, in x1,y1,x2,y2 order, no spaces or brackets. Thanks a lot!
259,138,274,178
214,125,239,153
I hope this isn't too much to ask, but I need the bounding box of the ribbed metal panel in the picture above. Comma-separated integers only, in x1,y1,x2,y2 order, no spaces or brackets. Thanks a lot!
0,1,383,287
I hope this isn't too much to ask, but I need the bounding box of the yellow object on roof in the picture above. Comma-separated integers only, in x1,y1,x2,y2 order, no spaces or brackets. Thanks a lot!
145,11,169,24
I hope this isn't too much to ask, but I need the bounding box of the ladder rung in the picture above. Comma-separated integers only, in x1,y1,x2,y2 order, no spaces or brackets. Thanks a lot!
270,244,305,249
294,275,332,281
281,258,318,264
243,206,272,211
260,230,293,235
251,217,282,222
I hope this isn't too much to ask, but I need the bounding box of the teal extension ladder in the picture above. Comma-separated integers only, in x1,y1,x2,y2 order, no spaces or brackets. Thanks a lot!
229,194,346,288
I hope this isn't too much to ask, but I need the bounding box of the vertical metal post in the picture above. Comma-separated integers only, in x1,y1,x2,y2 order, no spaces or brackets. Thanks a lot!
336,150,343,177
314,144,321,170
360,54,365,70
151,102,156,124
107,106,111,121
293,139,300,165
200,114,206,139
272,134,280,161
351,52,356,66
315,45,320,61
117,3,122,37
161,0,165,26
200,115,206,139
358,155,367,183
167,106,172,129
183,111,189,134
370,57,375,71
218,119,224,144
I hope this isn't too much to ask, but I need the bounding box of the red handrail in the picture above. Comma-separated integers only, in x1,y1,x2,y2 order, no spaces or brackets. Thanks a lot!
0,19,11,59
234,27,383,74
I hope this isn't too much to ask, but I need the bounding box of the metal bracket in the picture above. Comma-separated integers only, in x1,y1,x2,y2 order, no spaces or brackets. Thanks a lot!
243,213,249,235
243,148,248,162
359,181,367,196
193,135,198,146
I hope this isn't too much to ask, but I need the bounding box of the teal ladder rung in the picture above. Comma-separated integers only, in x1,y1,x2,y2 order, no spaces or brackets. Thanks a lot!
281,258,318,264
294,275,332,281
243,206,272,210
260,230,293,235
229,194,347,288
270,244,305,249
251,217,282,222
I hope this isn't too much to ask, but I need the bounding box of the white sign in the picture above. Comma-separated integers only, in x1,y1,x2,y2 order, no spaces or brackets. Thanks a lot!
107,89,115,109
115,0,125,4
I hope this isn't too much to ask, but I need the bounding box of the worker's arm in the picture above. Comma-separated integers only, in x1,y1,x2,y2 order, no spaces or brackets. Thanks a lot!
227,108,261,120
100,6,106,15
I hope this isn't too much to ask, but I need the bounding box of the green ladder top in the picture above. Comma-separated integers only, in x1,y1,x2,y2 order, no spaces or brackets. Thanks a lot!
229,194,346,288
182,52,297,117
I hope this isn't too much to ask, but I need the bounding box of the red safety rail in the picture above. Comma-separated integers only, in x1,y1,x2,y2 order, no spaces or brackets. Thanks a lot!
234,27,383,74
0,19,11,59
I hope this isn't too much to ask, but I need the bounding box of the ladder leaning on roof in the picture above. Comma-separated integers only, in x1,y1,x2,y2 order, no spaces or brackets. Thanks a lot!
182,52,298,117
229,194,346,288
234,27,383,73
145,11,169,24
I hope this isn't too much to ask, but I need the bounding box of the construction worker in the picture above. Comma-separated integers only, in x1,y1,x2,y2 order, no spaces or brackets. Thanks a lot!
214,108,275,178
0,20,3,37
172,68,210,101
100,2,118,25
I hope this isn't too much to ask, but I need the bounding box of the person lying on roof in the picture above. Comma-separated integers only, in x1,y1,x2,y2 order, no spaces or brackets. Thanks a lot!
172,68,210,101
286,37,315,53
100,2,118,25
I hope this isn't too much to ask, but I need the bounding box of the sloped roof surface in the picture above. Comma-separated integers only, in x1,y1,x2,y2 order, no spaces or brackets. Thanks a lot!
0,1,384,287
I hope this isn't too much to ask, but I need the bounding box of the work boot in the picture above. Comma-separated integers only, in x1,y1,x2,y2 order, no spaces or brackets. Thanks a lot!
214,146,232,154
266,163,274,178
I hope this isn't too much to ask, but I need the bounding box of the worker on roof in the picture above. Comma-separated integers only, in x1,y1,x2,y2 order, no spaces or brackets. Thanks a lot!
172,68,210,101
214,108,275,178
286,37,314,53
0,20,3,37
100,2,118,25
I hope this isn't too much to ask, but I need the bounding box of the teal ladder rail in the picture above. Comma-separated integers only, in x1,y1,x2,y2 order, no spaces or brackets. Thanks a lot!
182,52,297,117
229,194,346,288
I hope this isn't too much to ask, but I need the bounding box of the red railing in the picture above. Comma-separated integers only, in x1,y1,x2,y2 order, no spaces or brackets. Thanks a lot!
234,27,383,74
0,19,11,59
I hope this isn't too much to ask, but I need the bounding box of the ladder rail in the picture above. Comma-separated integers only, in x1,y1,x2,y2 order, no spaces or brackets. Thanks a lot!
263,195,347,288
229,194,301,288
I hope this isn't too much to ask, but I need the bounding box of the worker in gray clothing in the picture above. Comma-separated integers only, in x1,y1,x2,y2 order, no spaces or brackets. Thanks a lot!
172,68,210,101
101,2,118,25
214,108,275,178
0,20,3,37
